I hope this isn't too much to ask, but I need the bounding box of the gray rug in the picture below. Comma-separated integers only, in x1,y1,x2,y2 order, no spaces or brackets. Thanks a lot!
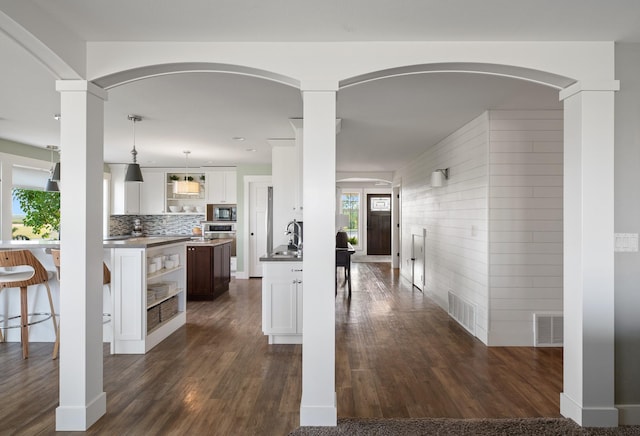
288,418,640,435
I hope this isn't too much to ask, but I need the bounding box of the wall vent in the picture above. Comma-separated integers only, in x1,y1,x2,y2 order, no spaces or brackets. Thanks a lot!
534,313,563,347
447,291,476,335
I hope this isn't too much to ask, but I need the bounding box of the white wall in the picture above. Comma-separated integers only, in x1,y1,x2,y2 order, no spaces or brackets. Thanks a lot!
397,113,490,342
396,110,564,346
487,110,564,345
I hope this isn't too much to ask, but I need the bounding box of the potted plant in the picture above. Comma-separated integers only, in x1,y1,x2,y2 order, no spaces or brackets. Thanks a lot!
169,174,180,181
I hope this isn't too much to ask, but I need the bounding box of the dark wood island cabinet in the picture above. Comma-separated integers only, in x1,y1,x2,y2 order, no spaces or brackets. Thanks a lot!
186,240,231,300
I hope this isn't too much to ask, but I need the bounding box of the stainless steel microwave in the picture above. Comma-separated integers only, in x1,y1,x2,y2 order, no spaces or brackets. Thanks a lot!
206,204,237,221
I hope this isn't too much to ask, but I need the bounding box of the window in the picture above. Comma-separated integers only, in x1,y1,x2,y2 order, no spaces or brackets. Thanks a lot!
340,192,360,247
370,196,391,211
11,165,59,240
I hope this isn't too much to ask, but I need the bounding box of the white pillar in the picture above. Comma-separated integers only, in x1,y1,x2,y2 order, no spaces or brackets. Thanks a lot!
54,80,108,431
560,81,619,427
300,86,338,426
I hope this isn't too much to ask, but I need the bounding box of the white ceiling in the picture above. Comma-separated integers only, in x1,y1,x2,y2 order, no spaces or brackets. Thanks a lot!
1,1,639,172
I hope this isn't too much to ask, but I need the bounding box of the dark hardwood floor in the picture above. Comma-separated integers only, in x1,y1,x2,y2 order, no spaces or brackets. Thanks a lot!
0,262,562,435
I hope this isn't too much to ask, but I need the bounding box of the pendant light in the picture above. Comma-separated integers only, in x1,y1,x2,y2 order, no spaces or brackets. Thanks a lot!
173,151,200,195
45,145,59,192
125,114,144,182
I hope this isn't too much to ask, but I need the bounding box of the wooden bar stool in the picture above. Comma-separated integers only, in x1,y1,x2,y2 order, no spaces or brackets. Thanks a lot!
50,250,111,359
0,250,58,359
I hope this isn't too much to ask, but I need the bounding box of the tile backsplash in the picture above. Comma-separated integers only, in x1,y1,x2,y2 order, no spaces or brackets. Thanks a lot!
109,214,205,236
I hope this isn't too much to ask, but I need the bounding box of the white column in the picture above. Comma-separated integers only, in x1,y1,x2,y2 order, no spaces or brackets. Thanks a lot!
300,86,338,426
54,80,108,431
559,81,619,427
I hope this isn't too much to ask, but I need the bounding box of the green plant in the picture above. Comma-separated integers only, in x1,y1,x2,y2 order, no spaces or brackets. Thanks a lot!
170,174,180,181
12,189,60,239
200,175,205,181
348,236,358,245
186,176,194,181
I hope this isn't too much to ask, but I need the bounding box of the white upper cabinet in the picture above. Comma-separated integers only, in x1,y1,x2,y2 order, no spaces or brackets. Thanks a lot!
206,170,237,204
110,164,140,215
139,170,166,214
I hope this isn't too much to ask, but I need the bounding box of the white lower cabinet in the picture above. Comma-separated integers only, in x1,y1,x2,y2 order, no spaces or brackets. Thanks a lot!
261,261,302,344
111,241,186,354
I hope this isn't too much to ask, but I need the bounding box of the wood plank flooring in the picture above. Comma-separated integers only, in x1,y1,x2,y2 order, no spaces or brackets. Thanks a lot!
0,262,562,435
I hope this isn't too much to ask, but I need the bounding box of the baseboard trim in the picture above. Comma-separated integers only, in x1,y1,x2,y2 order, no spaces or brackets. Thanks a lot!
617,404,640,425
56,391,106,431
300,393,337,426
235,271,249,279
561,393,618,427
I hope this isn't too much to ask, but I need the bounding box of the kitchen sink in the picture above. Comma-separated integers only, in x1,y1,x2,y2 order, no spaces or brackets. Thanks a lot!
271,250,301,258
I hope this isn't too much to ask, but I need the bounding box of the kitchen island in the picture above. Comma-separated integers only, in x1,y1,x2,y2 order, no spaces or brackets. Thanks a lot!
0,236,190,354
107,236,190,354
185,238,232,301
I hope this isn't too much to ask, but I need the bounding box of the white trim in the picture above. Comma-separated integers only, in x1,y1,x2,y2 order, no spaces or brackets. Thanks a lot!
300,393,337,426
617,404,640,425
561,393,619,427
559,80,620,100
55,392,106,431
56,79,108,100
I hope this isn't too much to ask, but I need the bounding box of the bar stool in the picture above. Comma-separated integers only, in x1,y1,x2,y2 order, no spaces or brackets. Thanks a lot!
50,250,111,359
0,250,58,359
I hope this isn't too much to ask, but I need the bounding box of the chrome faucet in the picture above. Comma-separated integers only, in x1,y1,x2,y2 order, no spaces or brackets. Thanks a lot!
285,219,303,252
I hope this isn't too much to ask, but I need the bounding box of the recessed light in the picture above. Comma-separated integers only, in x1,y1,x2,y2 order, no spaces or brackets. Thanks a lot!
246,148,257,152
232,136,245,141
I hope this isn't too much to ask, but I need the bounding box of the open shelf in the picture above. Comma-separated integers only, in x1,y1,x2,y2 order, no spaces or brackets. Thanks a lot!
147,265,183,280
147,288,183,310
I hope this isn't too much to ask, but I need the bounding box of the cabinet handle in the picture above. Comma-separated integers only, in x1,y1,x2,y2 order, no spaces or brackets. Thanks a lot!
296,280,302,284
291,268,302,272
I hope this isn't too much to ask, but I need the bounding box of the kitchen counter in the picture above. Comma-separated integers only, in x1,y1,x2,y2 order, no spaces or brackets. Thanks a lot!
0,236,191,250
259,244,303,262
0,239,62,249
103,236,191,248
186,238,233,247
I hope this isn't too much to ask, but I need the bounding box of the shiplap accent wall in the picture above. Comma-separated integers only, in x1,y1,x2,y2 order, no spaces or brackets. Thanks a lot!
487,110,563,345
398,113,490,342
396,110,563,346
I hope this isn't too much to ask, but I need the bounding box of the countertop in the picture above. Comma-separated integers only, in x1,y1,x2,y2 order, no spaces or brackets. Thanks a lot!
186,238,234,247
259,244,303,262
0,236,191,250
103,236,191,248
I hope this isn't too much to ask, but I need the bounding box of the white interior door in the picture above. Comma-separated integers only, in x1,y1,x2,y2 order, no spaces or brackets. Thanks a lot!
249,181,271,277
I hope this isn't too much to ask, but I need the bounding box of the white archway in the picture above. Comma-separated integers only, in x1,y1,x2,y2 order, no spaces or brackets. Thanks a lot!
0,24,619,427
61,58,618,430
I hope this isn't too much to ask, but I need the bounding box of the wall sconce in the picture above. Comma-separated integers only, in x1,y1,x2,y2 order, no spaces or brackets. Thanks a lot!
431,168,449,187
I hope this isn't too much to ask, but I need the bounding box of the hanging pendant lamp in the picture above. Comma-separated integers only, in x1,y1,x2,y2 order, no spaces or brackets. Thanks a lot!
125,114,144,182
45,145,59,192
173,150,200,195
